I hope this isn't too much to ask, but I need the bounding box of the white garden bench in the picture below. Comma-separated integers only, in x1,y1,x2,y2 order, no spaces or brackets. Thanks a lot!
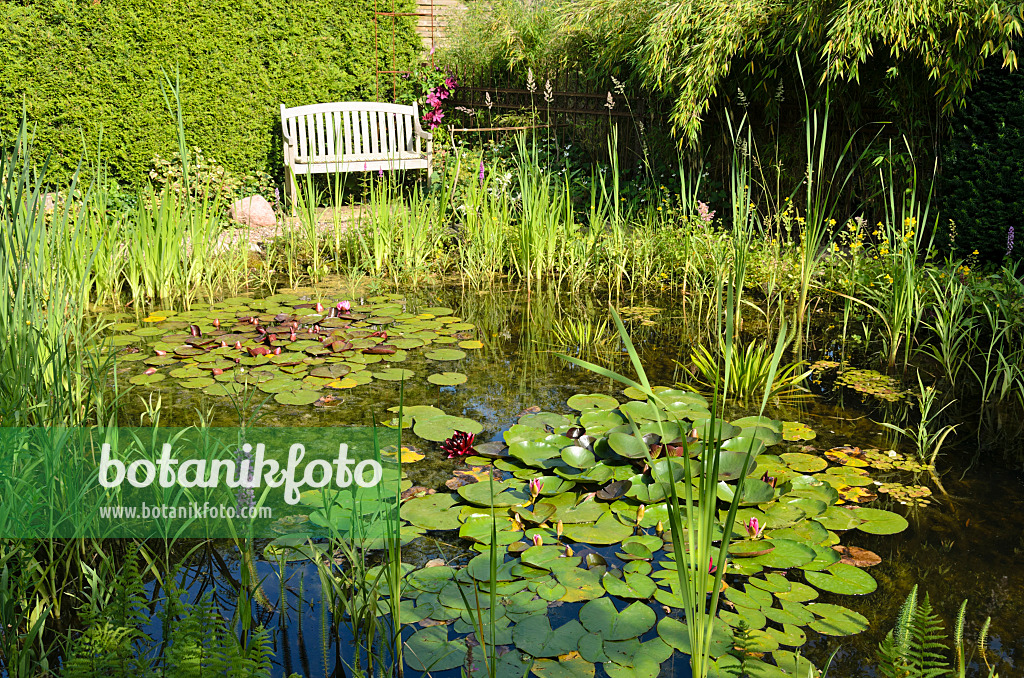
280,101,433,212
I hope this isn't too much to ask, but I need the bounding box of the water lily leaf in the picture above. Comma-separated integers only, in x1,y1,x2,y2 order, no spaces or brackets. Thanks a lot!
692,418,741,440
532,657,595,678
608,431,649,459
731,416,783,433
708,450,757,480
428,372,467,386
815,505,864,531
204,382,241,396
414,415,483,442
720,606,768,632
458,480,528,507
374,367,415,381
619,400,662,421
553,566,604,602
579,598,656,641
781,421,816,441
129,372,165,385
729,540,775,558
465,553,519,582
801,543,842,571
459,514,522,545
401,493,461,530
310,364,351,379
780,452,827,473
562,445,597,469
806,603,869,636
765,625,807,649
508,440,561,467
458,339,484,349
832,545,882,567
602,571,657,599
425,348,467,361
513,615,586,657
274,390,321,405
721,436,767,456
179,377,215,389
771,651,819,676
554,497,609,524
520,545,566,570
748,539,816,569
774,581,818,603
804,562,877,595
404,626,467,672
657,617,732,658
851,507,909,535
407,566,456,593
562,513,633,545
771,520,829,545
737,426,784,446
579,410,625,433
567,393,620,412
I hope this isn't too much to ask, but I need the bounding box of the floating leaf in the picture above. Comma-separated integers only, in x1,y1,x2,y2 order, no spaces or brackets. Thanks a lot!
401,494,461,530
532,657,595,678
780,453,828,473
851,507,909,535
425,348,467,361
579,598,656,641
404,626,467,672
512,616,586,658
602,571,657,599
804,563,877,595
782,421,816,441
274,390,321,406
806,603,869,636
562,513,633,545
414,415,483,442
428,372,467,386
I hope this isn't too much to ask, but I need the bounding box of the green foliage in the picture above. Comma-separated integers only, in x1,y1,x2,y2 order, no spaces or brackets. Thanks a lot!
938,53,1024,262
563,0,1024,142
64,556,274,678
878,586,1000,678
0,0,422,187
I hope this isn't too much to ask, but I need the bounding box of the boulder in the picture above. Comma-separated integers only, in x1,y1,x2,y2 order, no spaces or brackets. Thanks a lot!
229,195,276,228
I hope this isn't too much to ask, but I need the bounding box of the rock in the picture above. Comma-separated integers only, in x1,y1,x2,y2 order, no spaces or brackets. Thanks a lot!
44,192,57,214
229,194,276,228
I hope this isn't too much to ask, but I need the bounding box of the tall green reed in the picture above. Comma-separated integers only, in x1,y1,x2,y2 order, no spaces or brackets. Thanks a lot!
560,281,788,678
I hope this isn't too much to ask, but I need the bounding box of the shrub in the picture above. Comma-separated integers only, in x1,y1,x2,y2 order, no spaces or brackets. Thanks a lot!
939,54,1024,263
0,0,421,187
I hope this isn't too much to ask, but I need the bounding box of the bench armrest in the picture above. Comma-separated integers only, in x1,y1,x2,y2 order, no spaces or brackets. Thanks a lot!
280,104,295,144
413,127,432,140
411,101,433,140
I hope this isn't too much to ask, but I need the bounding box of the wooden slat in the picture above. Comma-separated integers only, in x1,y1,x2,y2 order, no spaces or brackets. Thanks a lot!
388,112,398,156
325,111,336,157
370,110,380,155
344,110,354,158
359,111,370,155
298,115,308,161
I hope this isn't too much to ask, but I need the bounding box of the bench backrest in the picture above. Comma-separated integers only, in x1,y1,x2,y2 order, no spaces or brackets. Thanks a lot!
280,102,421,163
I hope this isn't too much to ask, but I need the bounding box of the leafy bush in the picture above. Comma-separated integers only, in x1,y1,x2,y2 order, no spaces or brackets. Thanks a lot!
939,56,1024,263
0,0,422,187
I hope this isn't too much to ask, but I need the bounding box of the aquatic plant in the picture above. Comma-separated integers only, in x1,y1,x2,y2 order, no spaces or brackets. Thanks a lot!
688,337,811,405
441,430,477,458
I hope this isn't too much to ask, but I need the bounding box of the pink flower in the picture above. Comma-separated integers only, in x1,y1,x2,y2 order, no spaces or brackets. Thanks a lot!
426,91,442,108
745,517,764,539
531,534,543,547
529,477,543,499
444,76,457,90
708,556,717,574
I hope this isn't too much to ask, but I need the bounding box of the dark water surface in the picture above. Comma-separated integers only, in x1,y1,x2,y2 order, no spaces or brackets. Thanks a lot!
116,282,1024,678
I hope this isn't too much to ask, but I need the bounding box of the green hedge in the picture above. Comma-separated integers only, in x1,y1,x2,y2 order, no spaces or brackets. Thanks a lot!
0,0,422,187
938,54,1024,263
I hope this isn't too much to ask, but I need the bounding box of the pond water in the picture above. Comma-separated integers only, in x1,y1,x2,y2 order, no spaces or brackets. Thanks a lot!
108,281,1024,678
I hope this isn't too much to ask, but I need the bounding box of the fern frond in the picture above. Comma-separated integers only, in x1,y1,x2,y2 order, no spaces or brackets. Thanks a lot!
909,594,949,678
895,584,919,657
954,598,967,677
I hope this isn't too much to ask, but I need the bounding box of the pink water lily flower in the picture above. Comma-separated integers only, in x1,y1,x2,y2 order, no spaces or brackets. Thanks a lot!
532,534,543,547
528,477,543,499
745,517,765,540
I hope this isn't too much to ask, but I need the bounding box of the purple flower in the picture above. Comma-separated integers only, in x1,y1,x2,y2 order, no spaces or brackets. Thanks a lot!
444,76,457,90
1007,225,1015,258
426,91,441,108
745,517,764,539
696,201,715,224
478,158,485,186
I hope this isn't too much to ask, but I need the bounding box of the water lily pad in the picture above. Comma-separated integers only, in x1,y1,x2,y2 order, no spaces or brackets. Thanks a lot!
580,598,656,641
850,507,908,535
458,340,484,349
274,390,321,406
780,453,827,473
805,603,869,636
427,371,468,386
401,493,461,530
608,432,650,459
748,539,816,569
128,372,165,385
508,440,561,467
765,625,807,649
561,513,633,545
656,617,732,658
404,626,467,672
413,415,483,442
602,571,657,599
532,657,595,678
425,348,467,361
512,615,586,658
782,421,816,441
567,393,620,412
374,367,415,381
458,480,528,507
179,377,215,389
804,562,877,595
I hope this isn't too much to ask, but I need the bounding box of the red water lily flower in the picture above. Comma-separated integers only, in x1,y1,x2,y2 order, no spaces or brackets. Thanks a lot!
441,431,476,459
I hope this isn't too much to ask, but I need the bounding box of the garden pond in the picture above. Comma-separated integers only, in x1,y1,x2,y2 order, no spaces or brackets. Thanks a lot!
102,282,1024,678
